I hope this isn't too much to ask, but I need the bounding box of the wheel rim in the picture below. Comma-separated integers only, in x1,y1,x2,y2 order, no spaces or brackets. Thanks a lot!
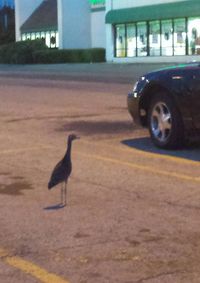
150,102,172,143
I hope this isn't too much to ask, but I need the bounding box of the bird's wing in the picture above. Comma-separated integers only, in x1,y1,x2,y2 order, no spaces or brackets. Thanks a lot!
52,159,63,174
48,159,65,188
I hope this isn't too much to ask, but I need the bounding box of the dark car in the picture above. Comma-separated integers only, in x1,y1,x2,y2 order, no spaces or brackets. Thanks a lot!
127,63,200,149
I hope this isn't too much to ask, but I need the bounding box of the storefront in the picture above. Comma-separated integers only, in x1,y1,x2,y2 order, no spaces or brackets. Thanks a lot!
19,0,58,48
106,0,200,62
16,0,106,50
21,30,59,48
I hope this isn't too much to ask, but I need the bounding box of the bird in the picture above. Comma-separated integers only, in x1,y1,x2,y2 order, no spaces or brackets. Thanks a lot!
48,134,80,206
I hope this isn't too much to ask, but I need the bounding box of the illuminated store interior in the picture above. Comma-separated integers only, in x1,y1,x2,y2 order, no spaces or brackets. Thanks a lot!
114,17,200,58
21,31,59,48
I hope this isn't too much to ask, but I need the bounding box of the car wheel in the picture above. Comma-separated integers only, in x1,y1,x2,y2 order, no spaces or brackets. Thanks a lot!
148,92,184,149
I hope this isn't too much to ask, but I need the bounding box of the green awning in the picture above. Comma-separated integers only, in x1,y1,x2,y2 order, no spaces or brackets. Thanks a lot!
106,0,200,24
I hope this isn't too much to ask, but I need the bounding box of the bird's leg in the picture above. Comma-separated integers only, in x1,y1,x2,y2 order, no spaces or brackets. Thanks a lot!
64,181,67,206
61,183,64,205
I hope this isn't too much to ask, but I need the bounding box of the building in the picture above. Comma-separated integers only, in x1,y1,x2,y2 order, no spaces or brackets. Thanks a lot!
15,0,200,62
15,0,106,49
20,0,58,48
106,0,200,62
0,0,14,34
0,1,15,44
0,5,14,32
0,0,14,8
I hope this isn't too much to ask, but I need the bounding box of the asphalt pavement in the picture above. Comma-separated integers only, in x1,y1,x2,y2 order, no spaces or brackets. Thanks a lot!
0,63,199,283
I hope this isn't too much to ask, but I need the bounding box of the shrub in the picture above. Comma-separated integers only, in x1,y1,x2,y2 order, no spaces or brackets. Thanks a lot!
33,48,106,64
0,41,105,64
0,39,48,64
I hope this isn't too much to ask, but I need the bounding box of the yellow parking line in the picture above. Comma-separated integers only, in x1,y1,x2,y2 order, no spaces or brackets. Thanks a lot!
80,140,200,167
0,248,69,283
2,141,197,181
120,143,200,166
78,152,200,183
1,141,199,168
0,145,52,155
0,248,7,257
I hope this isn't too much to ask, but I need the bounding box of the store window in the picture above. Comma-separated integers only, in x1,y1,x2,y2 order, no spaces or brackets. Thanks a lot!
115,24,126,57
149,21,161,56
21,31,59,48
26,33,31,40
113,15,200,58
127,24,136,57
35,32,40,39
188,17,200,55
174,18,186,55
45,32,51,48
22,34,26,41
31,33,36,40
50,31,56,48
137,22,147,56
56,32,59,48
41,32,46,44
161,20,173,56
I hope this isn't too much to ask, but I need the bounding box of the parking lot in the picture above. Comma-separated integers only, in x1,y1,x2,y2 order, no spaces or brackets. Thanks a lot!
0,63,199,283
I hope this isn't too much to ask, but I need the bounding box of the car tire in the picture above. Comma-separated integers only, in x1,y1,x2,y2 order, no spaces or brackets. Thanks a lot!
148,92,184,149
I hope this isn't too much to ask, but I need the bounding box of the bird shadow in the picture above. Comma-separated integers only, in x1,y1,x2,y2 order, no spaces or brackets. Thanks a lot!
43,203,66,210
121,137,200,162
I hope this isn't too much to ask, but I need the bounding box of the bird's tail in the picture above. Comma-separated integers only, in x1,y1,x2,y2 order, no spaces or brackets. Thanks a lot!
48,181,54,190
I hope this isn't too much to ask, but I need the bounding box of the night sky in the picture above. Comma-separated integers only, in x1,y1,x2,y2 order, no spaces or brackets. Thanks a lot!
0,0,14,8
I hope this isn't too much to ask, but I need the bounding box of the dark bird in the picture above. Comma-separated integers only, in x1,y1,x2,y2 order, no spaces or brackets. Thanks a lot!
48,134,80,206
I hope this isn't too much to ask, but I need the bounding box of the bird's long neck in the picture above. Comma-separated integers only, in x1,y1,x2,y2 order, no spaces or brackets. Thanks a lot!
65,139,72,161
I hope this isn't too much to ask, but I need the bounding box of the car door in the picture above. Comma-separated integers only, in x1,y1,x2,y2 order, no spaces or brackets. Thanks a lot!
188,68,200,129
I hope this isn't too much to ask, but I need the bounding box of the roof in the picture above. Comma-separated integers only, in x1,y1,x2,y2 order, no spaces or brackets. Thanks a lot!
21,0,57,33
106,0,200,24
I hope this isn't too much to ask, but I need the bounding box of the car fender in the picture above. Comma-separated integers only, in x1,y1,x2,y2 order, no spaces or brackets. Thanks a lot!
138,77,193,130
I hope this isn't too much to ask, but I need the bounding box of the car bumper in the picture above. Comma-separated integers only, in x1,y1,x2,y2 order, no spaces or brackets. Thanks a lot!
127,92,140,124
